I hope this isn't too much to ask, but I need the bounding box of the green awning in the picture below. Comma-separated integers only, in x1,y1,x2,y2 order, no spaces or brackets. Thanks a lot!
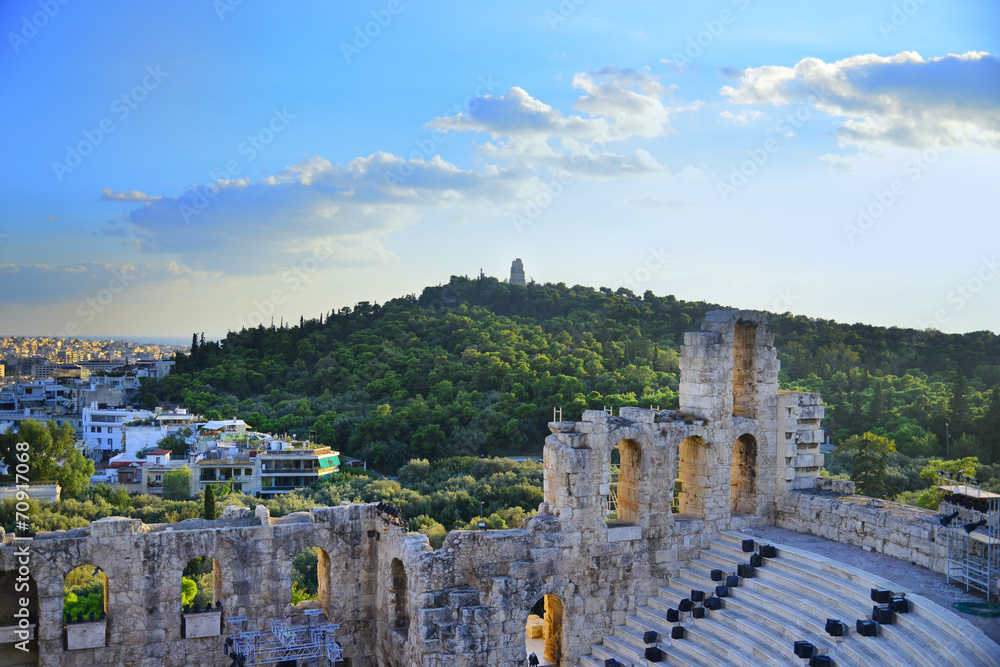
318,455,340,468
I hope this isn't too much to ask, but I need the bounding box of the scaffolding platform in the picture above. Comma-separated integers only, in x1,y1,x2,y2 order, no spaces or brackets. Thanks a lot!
225,610,343,665
940,484,1000,602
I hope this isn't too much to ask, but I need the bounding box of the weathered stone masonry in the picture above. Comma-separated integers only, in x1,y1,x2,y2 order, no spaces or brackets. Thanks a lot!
2,310,864,666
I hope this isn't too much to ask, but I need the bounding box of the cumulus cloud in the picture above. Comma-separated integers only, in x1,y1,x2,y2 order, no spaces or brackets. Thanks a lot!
102,67,696,276
111,152,528,274
429,67,702,176
433,67,692,143
720,51,1000,150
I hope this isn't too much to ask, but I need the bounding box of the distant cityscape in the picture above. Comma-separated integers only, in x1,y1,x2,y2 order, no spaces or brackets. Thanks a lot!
0,336,186,377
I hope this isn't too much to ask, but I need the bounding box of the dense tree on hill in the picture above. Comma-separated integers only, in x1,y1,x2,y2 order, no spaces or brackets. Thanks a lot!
139,275,1000,475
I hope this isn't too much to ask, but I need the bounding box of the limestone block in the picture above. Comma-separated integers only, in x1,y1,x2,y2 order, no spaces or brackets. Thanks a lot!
90,516,147,538
525,615,544,639
0,622,34,643
220,505,251,520
182,611,221,638
65,620,107,649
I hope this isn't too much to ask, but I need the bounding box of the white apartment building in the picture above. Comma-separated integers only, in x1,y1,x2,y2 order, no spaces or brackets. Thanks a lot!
82,404,153,456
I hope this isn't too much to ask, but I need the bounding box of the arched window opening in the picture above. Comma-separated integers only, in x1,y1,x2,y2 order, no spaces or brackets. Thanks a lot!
607,439,641,525
181,556,218,612
292,547,319,605
63,565,106,623
391,558,409,635
731,434,758,515
732,321,757,418
524,594,563,665
605,447,620,521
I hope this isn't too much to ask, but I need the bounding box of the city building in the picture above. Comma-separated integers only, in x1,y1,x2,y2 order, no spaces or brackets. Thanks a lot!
82,405,154,458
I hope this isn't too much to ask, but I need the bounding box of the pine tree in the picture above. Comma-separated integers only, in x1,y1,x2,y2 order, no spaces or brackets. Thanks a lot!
190,333,199,355
204,484,216,520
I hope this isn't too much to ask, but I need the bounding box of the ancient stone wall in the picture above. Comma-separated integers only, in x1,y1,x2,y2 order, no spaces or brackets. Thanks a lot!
777,490,949,574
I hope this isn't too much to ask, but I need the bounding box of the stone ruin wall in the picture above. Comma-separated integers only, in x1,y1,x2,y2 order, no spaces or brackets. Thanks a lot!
0,309,934,667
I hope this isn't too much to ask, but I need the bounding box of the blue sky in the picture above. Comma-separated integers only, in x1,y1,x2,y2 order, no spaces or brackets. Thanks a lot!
1,0,998,341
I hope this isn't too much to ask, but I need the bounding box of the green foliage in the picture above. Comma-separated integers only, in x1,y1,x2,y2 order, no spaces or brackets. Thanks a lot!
181,577,197,607
835,432,897,498
63,565,104,620
182,557,214,609
291,547,319,602
0,420,95,498
162,467,192,500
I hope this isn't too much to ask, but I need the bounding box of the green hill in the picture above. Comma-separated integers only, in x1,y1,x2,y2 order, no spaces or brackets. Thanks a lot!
141,275,1000,476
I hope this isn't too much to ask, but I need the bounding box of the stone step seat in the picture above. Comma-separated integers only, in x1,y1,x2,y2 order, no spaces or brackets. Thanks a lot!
716,530,998,666
651,583,854,664
687,552,942,667
659,579,900,667
716,531,997,667
684,559,935,667
649,577,819,661
624,602,800,667
613,614,765,667
582,640,641,667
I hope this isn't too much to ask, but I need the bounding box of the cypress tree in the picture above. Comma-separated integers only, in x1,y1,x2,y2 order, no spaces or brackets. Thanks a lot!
204,484,217,520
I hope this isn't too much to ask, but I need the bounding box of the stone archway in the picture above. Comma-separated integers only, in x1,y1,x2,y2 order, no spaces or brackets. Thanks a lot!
731,433,758,514
608,439,641,525
525,593,563,665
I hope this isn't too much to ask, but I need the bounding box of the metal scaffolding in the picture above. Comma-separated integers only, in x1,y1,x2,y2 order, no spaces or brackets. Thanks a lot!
224,610,343,665
940,483,1000,602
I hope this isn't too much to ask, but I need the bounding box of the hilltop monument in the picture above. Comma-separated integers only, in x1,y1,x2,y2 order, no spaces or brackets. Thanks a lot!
509,258,526,286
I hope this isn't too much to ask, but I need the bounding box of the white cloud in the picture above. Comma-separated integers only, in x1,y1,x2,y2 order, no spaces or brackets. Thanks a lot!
101,67,699,278
110,152,529,274
719,109,763,124
720,51,1000,151
101,189,161,202
432,67,694,144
